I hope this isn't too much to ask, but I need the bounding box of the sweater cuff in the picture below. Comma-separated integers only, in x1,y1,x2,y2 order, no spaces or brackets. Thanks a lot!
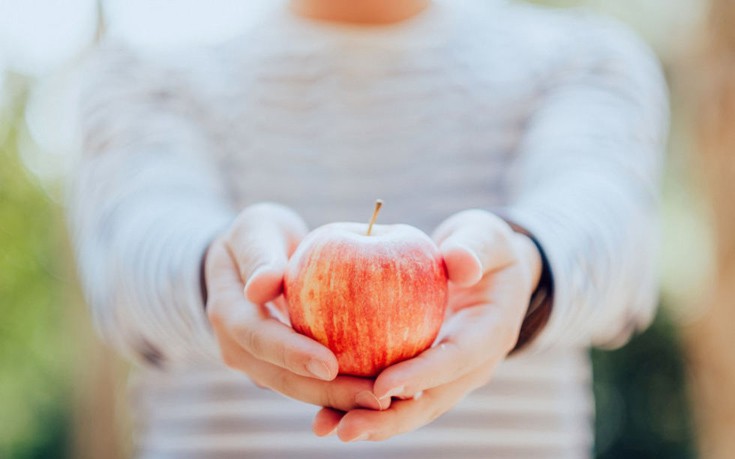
502,206,576,353
115,203,234,369
171,218,230,364
495,212,554,353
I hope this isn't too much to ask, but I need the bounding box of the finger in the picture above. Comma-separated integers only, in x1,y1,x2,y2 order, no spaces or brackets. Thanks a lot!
209,239,284,314
268,295,291,324
207,241,338,380
432,210,515,287
373,305,502,400
260,370,388,412
244,263,286,306
336,367,490,442
228,349,390,412
232,315,339,380
226,203,307,304
439,238,484,287
205,239,245,294
313,408,344,437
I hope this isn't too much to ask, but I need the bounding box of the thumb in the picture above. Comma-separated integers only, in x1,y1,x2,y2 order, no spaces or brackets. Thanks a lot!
225,204,307,304
434,211,515,287
439,237,484,287
244,257,287,306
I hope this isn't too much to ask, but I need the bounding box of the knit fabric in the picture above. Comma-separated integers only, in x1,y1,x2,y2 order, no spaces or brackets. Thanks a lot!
68,1,668,457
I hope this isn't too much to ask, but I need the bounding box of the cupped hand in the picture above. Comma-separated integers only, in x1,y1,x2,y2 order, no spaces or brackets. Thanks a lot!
312,209,541,441
205,203,389,412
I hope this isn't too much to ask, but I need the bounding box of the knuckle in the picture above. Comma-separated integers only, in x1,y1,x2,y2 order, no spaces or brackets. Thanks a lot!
280,342,302,373
324,386,340,409
253,373,275,391
271,367,295,395
249,367,273,389
242,326,267,357
494,224,515,246
400,383,418,398
486,220,514,248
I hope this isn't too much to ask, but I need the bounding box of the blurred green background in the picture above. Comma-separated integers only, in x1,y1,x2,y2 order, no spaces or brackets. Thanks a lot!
0,107,73,458
0,0,713,457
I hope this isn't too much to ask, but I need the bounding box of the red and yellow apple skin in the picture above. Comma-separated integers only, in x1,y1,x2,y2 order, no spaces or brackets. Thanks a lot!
284,222,449,377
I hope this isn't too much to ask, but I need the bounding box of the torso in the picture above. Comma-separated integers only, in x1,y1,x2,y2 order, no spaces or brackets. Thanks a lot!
130,1,595,457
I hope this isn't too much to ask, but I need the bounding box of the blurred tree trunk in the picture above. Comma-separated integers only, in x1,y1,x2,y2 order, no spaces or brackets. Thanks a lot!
70,310,130,459
65,235,131,459
687,1,735,457
69,5,128,458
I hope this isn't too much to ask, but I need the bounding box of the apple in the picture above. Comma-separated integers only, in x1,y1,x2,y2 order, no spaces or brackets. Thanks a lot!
284,201,448,377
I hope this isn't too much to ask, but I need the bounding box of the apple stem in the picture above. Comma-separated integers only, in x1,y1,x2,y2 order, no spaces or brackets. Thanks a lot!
366,199,383,236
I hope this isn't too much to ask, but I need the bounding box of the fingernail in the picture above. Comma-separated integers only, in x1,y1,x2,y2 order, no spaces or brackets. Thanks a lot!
348,433,369,443
244,264,263,284
317,422,339,437
307,359,332,381
244,263,274,288
378,385,405,401
355,391,383,411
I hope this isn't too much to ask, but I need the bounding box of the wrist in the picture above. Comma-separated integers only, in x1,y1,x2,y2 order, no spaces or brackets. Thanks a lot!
496,214,554,353
515,232,543,296
201,233,226,309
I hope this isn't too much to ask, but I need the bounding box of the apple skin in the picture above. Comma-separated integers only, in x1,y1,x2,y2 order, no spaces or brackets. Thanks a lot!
284,222,448,377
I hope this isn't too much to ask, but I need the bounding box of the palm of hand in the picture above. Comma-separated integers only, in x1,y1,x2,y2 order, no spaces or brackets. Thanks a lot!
312,210,541,442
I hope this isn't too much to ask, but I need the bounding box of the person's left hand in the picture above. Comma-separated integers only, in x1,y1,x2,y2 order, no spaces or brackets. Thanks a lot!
311,209,543,442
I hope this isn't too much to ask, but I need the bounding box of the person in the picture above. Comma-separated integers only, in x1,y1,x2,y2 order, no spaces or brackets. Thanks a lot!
68,0,668,457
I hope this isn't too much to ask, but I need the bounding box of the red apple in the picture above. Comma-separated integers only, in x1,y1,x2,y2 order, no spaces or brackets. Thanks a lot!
283,202,448,377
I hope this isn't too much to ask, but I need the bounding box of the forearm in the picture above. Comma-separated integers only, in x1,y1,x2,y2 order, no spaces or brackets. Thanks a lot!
504,15,668,350
69,148,233,367
507,177,659,349
69,42,235,366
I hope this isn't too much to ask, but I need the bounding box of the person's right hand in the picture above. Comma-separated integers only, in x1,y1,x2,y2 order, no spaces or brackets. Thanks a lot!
205,203,389,414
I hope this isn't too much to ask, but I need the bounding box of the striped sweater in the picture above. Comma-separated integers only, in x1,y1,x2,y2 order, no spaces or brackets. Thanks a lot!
68,0,668,457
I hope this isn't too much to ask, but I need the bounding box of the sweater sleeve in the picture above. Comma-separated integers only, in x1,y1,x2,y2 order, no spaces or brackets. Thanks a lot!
506,15,669,350
67,42,235,368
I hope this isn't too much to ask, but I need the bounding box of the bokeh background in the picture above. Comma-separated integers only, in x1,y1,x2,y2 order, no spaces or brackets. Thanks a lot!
0,0,729,457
